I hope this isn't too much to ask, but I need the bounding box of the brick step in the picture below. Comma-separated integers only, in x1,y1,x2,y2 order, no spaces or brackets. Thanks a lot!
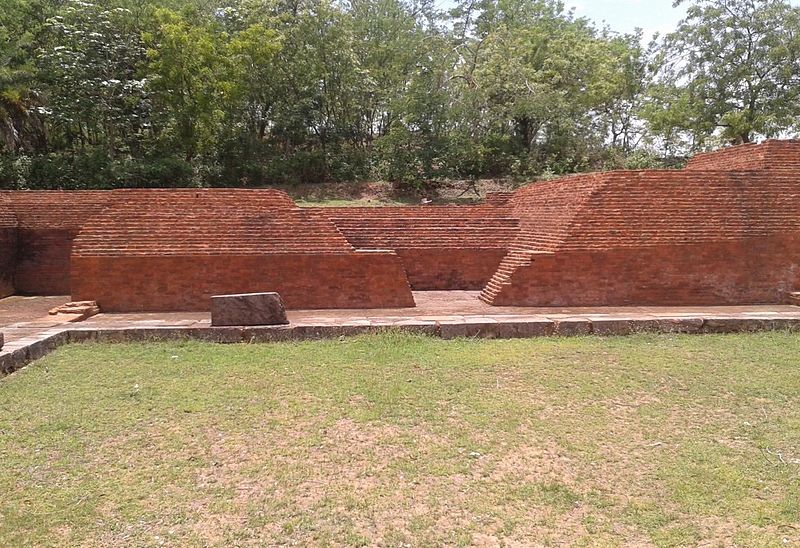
479,251,535,304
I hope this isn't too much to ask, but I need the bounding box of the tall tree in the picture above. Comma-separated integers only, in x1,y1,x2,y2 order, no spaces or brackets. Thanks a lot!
37,1,149,156
645,0,800,149
0,0,53,154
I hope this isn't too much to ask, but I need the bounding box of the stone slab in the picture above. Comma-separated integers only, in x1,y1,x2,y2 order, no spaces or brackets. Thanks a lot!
552,318,592,336
211,293,289,327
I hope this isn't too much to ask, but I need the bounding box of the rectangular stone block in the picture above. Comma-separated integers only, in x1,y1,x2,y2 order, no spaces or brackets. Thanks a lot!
656,318,705,334
553,319,592,336
0,347,29,376
211,292,289,327
591,319,636,336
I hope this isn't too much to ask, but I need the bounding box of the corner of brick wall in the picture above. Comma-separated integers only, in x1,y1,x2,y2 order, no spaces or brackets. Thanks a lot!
0,228,16,298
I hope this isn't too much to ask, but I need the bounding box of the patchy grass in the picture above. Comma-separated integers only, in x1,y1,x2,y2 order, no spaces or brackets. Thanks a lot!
1,333,799,546
294,197,413,208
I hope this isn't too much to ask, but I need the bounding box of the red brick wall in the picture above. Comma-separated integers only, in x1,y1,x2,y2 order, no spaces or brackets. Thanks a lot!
490,234,800,306
0,198,17,298
0,228,15,298
13,229,76,295
1,191,113,295
397,248,507,290
317,205,519,290
686,140,800,171
686,143,768,171
70,252,415,312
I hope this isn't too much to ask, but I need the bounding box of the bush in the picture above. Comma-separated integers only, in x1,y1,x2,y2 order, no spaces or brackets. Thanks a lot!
263,149,329,185
0,149,198,189
119,156,195,187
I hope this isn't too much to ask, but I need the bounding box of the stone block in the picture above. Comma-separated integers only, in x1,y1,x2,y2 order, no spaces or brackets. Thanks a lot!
591,319,636,336
701,318,770,333
27,335,61,362
68,329,97,343
242,326,296,343
553,319,592,336
49,301,100,321
438,322,490,339
185,327,246,343
656,318,705,334
211,292,289,327
0,347,29,376
493,320,556,339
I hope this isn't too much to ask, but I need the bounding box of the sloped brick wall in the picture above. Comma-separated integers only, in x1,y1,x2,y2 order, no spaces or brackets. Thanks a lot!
483,166,800,306
489,234,800,306
318,205,519,289
1,191,112,295
0,196,17,298
686,142,769,171
72,190,415,311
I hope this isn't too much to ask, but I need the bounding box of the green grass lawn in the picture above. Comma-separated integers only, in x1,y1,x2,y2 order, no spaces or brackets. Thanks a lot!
1,333,799,546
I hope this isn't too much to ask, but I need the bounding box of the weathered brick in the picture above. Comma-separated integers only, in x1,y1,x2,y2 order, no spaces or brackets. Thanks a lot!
2,141,800,314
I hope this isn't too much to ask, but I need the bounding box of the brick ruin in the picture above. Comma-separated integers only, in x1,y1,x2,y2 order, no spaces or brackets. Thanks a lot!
69,189,415,311
0,139,798,311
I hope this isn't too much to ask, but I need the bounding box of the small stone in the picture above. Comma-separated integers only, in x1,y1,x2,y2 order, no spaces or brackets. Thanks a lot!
48,301,100,320
211,292,289,327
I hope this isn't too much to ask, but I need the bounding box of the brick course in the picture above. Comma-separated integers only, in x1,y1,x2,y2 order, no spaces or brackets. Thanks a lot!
686,139,800,171
71,252,414,311
488,234,800,306
317,205,518,289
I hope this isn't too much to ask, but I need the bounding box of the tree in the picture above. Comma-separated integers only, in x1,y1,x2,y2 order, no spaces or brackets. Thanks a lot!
143,8,232,162
37,1,149,157
0,0,52,154
645,0,800,149
447,0,644,176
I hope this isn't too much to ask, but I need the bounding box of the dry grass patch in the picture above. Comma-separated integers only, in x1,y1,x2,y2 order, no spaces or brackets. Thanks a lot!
0,333,799,546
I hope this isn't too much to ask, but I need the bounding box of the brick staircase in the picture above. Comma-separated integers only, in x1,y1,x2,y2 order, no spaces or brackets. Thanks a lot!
478,250,534,304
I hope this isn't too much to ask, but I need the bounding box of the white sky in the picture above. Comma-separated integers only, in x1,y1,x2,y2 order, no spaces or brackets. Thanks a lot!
568,0,800,40
568,0,688,39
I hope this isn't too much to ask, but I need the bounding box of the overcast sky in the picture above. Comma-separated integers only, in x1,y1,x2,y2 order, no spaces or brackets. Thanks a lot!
568,0,800,40
568,0,687,39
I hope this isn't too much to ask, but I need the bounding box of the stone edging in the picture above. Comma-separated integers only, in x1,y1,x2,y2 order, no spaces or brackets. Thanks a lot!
3,316,800,377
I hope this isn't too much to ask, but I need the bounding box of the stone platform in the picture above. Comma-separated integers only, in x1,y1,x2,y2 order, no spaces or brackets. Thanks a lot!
3,292,800,377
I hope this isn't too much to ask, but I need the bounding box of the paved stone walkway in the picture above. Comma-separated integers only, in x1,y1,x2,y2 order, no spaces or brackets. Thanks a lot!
3,291,800,376
56,291,800,327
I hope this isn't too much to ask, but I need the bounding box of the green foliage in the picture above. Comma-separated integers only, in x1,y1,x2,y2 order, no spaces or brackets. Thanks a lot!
0,149,194,189
644,0,800,150
2,0,799,187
